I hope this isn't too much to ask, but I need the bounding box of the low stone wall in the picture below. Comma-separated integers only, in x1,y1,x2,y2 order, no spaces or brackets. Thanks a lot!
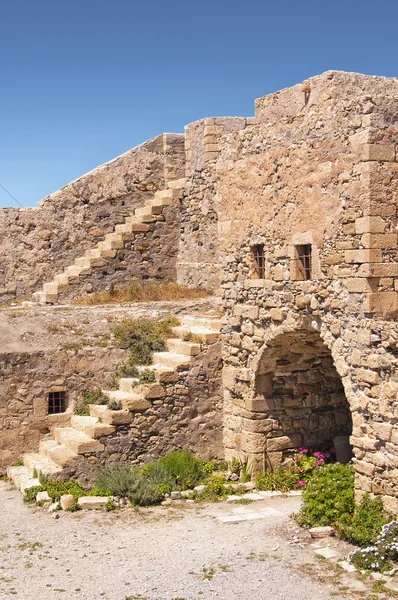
0,347,124,469
0,134,185,302
58,341,224,486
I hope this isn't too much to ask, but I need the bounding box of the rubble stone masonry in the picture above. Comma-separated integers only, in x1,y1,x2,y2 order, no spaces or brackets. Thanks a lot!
1,70,398,512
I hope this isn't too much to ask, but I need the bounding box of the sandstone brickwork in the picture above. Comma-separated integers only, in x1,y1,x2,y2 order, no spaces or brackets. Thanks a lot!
0,134,184,302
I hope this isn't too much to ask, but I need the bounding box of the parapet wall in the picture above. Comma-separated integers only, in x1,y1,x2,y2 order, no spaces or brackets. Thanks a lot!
0,133,185,302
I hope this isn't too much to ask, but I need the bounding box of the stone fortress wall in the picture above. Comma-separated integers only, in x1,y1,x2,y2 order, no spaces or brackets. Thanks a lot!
1,70,398,512
0,133,184,302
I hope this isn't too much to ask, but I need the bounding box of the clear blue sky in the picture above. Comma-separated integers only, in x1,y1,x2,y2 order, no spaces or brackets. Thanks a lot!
1,0,397,208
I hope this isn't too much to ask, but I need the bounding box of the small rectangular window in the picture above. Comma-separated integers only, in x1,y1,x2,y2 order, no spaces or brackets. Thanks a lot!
252,244,265,279
48,391,66,414
296,244,312,280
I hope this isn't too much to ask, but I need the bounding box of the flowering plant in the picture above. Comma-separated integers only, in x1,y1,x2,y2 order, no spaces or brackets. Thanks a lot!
348,521,398,573
293,440,336,487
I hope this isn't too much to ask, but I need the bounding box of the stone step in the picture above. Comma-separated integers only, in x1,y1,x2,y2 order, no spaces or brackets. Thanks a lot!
75,256,107,269
167,177,186,189
54,427,104,454
166,338,201,356
102,390,150,412
43,281,68,294
137,365,180,384
89,404,133,425
118,377,140,393
7,466,40,494
180,316,222,331
172,326,219,344
39,439,79,467
85,248,103,259
152,351,192,370
54,273,70,286
135,205,158,217
32,291,58,304
125,215,142,225
70,415,116,439
64,264,87,277
23,452,62,477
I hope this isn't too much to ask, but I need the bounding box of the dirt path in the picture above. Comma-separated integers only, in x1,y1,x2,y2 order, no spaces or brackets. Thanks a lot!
0,481,389,600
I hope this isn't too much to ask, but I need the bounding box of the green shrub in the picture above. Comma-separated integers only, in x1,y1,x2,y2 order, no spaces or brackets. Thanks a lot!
338,494,390,547
24,478,86,504
95,467,138,498
129,477,164,506
87,486,112,497
111,317,180,367
256,466,300,493
155,450,204,490
199,476,236,502
296,463,355,527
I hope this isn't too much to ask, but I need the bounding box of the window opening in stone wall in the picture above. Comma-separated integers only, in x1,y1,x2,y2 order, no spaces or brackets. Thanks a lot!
252,244,265,279
48,391,66,414
295,244,312,280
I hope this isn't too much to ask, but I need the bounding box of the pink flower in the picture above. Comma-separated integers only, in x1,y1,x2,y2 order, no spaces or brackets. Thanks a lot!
315,459,324,467
295,455,302,462
331,447,336,453
324,452,331,459
313,451,323,458
297,480,306,487
299,448,308,454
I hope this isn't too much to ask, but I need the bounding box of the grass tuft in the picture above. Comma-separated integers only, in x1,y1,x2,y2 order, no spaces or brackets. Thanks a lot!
73,281,210,306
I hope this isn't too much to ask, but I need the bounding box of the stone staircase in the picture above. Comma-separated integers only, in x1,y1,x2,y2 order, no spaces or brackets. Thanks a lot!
7,314,221,495
32,178,186,304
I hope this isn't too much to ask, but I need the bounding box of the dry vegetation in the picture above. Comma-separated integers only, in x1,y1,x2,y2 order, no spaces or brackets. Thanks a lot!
73,281,210,306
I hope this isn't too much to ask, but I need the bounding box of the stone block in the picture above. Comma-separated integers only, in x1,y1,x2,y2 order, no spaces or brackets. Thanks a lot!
77,496,110,510
309,526,334,539
366,144,396,162
358,263,398,277
266,435,301,452
364,292,398,316
355,216,386,234
361,233,397,249
344,249,382,264
346,278,376,293
357,368,380,385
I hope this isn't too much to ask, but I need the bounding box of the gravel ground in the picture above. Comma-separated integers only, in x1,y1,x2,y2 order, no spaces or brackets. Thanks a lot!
1,481,390,600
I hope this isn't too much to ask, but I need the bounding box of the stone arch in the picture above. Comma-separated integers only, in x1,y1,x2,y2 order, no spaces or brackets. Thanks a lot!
238,324,353,471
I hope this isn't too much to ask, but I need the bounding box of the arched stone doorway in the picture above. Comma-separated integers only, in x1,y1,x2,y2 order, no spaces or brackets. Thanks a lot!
250,329,352,469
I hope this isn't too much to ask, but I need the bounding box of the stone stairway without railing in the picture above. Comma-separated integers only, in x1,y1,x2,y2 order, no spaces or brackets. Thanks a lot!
32,178,186,304
7,315,221,495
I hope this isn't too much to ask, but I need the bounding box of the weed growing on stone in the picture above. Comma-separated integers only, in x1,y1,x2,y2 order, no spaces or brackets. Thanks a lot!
74,281,209,305
111,316,180,366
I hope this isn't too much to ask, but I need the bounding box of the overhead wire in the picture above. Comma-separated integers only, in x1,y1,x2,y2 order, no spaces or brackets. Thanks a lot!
0,183,23,208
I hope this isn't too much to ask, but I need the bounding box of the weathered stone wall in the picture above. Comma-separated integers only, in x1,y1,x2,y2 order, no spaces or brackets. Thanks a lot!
56,341,224,486
177,118,246,291
0,347,125,469
218,71,398,514
57,202,181,301
0,134,185,302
